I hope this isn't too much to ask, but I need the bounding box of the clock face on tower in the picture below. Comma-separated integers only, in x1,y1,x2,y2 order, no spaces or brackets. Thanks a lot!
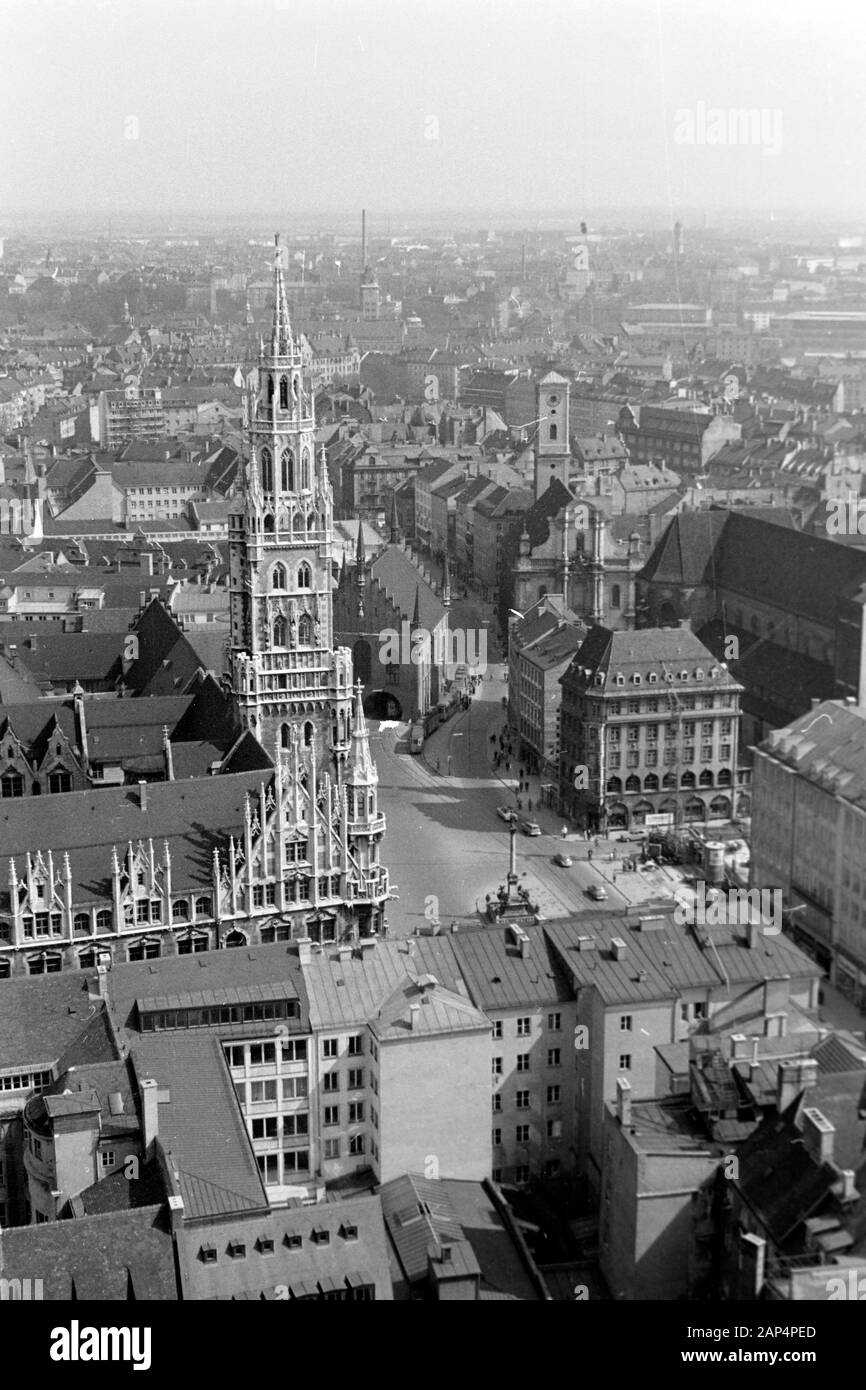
548,394,560,406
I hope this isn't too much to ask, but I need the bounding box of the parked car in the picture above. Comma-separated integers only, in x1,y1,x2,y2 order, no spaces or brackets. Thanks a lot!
553,852,573,868
520,819,542,836
496,806,517,823
587,883,608,901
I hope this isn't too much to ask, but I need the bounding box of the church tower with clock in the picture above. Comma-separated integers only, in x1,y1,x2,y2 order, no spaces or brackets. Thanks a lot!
226,237,391,941
229,235,355,765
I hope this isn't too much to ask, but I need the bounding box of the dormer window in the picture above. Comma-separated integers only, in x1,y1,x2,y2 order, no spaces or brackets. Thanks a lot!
312,1228,330,1246
285,1234,302,1250
227,1241,246,1259
615,674,625,686
632,674,642,685
695,668,704,681
200,1245,217,1264
340,1223,359,1242
648,672,658,683
679,670,688,681
256,1236,275,1255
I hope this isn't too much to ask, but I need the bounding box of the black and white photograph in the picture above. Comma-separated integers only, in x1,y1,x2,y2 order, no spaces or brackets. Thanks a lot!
0,0,863,1358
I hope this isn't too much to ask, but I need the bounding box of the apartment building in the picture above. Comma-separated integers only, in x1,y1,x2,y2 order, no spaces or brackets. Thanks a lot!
750,698,866,999
97,388,164,448
558,625,745,832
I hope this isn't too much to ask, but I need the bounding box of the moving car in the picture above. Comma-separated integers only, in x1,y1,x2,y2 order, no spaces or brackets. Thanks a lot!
587,883,608,901
496,806,517,823
520,819,542,836
553,852,573,868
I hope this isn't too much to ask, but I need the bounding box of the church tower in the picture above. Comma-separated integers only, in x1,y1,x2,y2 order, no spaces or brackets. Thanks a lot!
229,235,355,768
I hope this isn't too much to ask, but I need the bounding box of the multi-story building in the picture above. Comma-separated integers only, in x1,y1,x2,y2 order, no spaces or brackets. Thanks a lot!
469,481,533,600
750,697,866,997
558,625,745,831
97,388,164,448
508,597,586,779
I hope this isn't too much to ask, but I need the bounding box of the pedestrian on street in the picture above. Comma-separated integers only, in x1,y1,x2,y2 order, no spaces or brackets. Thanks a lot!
517,798,523,811
505,760,511,772
588,848,593,861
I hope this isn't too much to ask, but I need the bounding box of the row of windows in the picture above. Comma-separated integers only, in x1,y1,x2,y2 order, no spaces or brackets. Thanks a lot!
491,1013,561,1040
604,768,733,790
608,721,732,741
493,1084,565,1112
492,1049,561,1074
250,1113,310,1140
1,770,71,798
226,1040,308,1068
142,1000,300,1031
493,1121,563,1145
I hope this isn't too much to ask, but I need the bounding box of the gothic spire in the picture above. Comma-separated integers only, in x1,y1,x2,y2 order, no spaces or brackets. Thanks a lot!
347,680,376,782
389,491,401,544
412,584,421,630
271,233,293,357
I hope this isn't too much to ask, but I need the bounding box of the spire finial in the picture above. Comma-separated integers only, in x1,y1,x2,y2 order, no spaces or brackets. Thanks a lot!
270,231,292,357
389,491,400,544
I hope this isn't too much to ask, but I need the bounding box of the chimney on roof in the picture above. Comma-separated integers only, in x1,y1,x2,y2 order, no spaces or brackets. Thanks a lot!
777,1057,817,1113
138,779,148,812
801,1107,835,1166
616,1076,632,1127
408,1003,420,1030
140,550,154,577
140,1077,159,1153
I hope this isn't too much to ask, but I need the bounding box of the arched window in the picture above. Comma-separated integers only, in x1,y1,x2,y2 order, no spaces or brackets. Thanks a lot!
549,424,558,442
644,773,659,792
298,613,313,646
625,774,641,793
681,770,696,788
172,899,190,922
271,563,287,591
225,930,246,949
260,447,273,493
698,768,714,787
292,375,300,403
280,723,291,749
303,721,314,747
611,584,621,608
0,919,10,941
717,768,732,786
195,896,212,918
73,912,90,935
301,448,311,489
96,909,113,931
281,449,294,491
273,616,288,647
606,776,622,794
263,513,275,534
267,375,274,403
297,562,312,589
279,375,289,409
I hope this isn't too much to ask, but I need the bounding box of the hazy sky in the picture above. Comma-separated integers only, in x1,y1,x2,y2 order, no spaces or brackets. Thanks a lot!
1,0,864,218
